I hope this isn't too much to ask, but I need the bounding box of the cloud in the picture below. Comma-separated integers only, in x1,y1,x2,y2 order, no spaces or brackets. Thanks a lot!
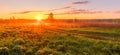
71,1,90,5
55,9,103,15
11,0,91,15
12,10,44,14
114,11,120,14
12,11,31,14
12,8,102,15
52,6,71,11
11,6,71,14
10,0,91,15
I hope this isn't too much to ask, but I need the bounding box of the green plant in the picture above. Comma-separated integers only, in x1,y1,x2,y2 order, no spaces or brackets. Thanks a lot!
0,47,10,55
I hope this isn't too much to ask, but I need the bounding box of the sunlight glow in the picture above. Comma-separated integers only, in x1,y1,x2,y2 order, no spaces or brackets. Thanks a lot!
36,15,42,21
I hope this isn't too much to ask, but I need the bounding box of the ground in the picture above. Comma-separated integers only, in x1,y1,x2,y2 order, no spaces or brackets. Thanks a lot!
0,22,120,55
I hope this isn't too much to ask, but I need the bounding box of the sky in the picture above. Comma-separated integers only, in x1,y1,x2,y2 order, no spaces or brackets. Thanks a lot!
0,0,120,19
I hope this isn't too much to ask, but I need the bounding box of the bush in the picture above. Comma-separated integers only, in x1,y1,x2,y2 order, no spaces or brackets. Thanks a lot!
56,45,65,52
11,45,26,55
26,49,33,55
35,47,53,55
13,38,25,45
0,47,10,55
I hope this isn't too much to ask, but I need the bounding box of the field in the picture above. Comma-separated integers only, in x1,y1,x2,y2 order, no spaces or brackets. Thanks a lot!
0,20,120,55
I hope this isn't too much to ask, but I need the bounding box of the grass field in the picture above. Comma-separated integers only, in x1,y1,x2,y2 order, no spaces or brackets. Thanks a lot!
59,27,120,42
0,22,120,55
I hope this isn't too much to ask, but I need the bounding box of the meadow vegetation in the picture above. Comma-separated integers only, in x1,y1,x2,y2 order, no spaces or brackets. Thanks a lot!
0,25,120,55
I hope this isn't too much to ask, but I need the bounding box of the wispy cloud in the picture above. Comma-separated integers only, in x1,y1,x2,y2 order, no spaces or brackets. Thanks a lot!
71,1,90,5
114,11,120,14
52,6,71,11
11,8,102,15
11,0,92,15
11,6,71,14
43,9,102,15
54,9,102,15
12,10,44,14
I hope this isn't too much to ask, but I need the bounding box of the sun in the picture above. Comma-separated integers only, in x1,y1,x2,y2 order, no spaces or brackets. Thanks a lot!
36,15,42,21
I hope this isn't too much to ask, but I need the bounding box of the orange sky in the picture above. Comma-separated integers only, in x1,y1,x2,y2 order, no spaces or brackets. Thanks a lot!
0,0,120,19
1,13,120,20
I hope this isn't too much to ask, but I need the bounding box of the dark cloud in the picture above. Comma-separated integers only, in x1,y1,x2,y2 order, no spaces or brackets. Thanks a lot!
72,1,90,5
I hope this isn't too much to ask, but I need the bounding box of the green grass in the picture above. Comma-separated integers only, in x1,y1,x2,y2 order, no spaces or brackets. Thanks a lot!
67,27,120,33
0,26,120,55
60,27,120,41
